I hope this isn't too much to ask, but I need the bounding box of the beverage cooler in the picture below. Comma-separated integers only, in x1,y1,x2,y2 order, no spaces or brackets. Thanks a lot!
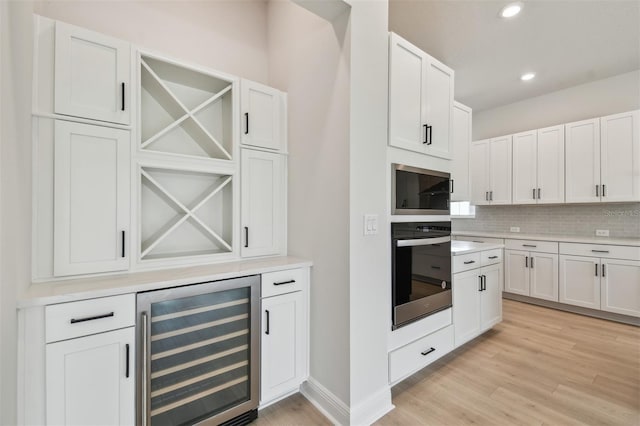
137,276,260,425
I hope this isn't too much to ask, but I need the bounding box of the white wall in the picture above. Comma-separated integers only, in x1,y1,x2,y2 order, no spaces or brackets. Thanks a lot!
473,70,640,140
1,2,34,425
33,0,270,83
267,0,352,407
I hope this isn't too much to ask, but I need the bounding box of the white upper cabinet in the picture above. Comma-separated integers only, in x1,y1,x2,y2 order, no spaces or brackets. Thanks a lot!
54,21,131,125
241,149,286,258
389,33,454,159
471,137,512,205
451,102,472,201
565,118,601,203
241,80,285,152
536,125,565,204
54,120,130,276
600,110,640,202
512,125,565,205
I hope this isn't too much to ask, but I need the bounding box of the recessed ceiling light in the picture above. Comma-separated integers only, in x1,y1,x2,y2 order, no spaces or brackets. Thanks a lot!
500,2,523,18
521,72,536,81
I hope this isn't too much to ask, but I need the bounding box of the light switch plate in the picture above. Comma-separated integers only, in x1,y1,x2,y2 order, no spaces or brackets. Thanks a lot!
596,229,610,237
364,214,378,236
510,227,520,232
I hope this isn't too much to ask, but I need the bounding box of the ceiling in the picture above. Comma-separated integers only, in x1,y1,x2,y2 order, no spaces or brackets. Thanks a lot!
389,0,640,112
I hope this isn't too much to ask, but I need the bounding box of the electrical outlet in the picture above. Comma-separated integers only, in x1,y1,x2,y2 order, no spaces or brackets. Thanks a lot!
510,227,520,233
596,229,610,237
364,214,378,236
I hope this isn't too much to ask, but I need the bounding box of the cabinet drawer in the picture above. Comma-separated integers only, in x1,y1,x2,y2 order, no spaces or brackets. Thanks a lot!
481,249,503,266
262,268,307,298
45,294,135,343
505,239,558,253
389,325,453,384
559,243,640,261
453,252,481,273
457,235,505,245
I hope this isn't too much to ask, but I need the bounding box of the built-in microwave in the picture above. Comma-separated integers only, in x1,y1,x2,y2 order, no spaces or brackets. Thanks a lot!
392,164,451,215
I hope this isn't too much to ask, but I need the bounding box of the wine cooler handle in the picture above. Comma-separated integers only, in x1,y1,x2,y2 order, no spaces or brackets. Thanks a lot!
141,312,150,426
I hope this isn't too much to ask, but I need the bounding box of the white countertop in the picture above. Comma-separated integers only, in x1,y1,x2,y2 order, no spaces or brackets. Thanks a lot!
451,240,504,256
452,231,640,247
19,256,312,308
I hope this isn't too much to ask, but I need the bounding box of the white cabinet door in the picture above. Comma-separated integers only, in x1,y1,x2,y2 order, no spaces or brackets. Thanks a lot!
480,263,503,331
453,269,481,347
505,250,530,295
54,21,130,124
54,120,130,276
530,253,559,302
241,149,285,258
241,80,283,151
451,102,471,201
600,110,640,202
424,59,454,159
46,327,135,426
566,118,601,203
512,131,537,205
600,259,640,317
537,125,565,204
489,136,512,204
559,255,601,309
261,291,306,404
388,33,428,153
470,140,490,205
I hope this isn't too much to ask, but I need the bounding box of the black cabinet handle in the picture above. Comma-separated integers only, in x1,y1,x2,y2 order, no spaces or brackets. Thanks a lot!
421,347,436,356
125,343,130,378
525,256,528,268
482,275,487,291
428,125,433,145
523,244,537,248
245,112,249,135
244,227,249,248
602,264,606,277
464,260,475,264
602,184,606,197
538,188,541,199
423,124,428,144
488,256,498,259
478,275,483,291
596,185,599,197
431,266,441,270
450,179,454,194
121,231,126,258
595,263,598,277
265,310,270,335
70,312,114,324
490,191,493,201
591,250,610,253
531,257,534,269
485,191,488,201
274,280,296,286
121,83,125,111
533,188,536,199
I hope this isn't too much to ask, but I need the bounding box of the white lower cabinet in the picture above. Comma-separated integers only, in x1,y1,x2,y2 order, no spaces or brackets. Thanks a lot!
46,327,135,426
505,249,559,301
601,259,640,317
453,255,503,348
559,255,601,309
260,269,308,406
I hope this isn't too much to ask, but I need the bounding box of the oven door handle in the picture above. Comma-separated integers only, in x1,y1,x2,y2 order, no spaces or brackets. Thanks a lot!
396,236,451,247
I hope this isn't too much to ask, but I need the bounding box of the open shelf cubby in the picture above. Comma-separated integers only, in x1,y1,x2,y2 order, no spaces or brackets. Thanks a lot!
140,166,233,262
140,54,234,161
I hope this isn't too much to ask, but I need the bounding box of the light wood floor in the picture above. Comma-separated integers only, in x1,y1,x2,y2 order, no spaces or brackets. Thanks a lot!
253,300,640,425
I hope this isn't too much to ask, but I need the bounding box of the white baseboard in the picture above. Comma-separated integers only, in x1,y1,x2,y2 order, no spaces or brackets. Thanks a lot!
300,377,350,425
300,378,395,426
349,386,394,426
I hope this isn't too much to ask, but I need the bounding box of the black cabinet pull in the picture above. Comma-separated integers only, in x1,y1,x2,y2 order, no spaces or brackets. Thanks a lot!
125,343,130,378
485,191,488,201
488,256,498,259
602,264,606,277
70,312,114,324
478,275,483,292
244,227,249,248
423,124,428,144
464,260,475,265
431,266,441,270
265,310,270,335
489,191,493,201
602,184,606,197
596,185,599,197
121,82,125,111
523,244,537,248
245,113,249,135
591,250,610,254
427,125,433,145
482,275,487,291
450,179,454,194
533,188,536,199
530,257,534,269
121,231,126,258
274,280,296,286
538,188,541,199
595,263,598,277
525,256,528,268
421,347,436,356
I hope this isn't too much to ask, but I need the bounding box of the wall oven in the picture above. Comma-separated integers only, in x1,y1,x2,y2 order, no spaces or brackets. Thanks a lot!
392,222,452,329
392,164,451,215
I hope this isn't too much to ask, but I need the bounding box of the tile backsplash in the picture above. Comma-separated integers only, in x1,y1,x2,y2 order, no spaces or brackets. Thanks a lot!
453,203,640,238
